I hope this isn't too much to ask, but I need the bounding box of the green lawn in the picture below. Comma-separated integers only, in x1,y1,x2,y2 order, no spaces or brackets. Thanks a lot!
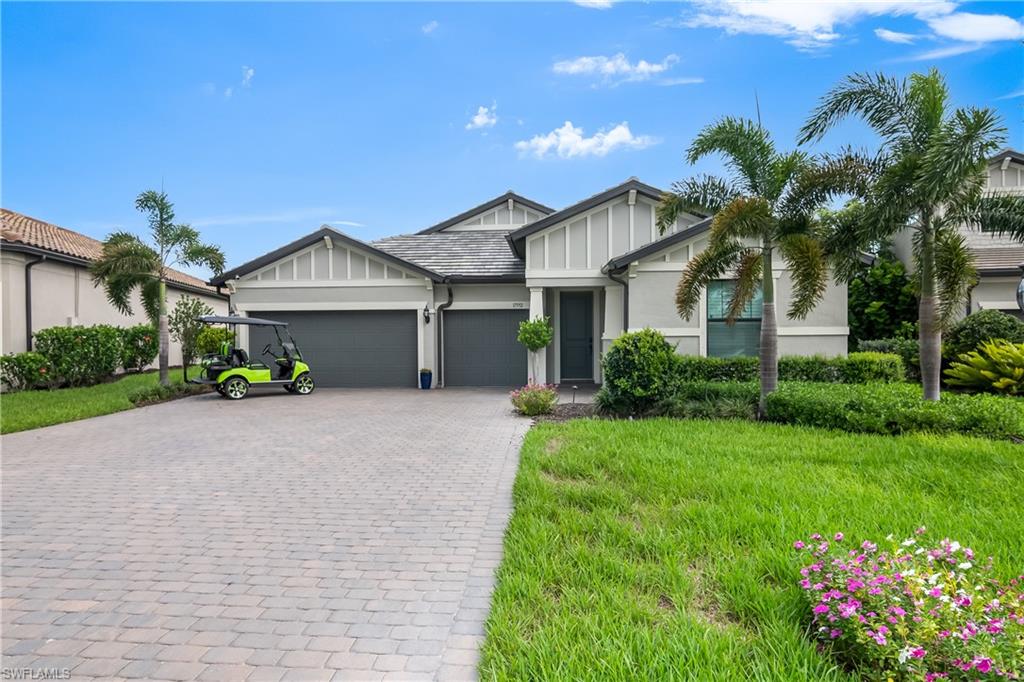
481,419,1024,681
1,369,190,434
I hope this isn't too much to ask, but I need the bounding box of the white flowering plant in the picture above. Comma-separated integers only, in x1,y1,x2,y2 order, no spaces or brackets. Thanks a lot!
795,529,1023,680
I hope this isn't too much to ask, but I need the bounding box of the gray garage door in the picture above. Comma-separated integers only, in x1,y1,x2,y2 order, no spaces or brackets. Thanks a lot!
249,311,417,387
443,309,528,386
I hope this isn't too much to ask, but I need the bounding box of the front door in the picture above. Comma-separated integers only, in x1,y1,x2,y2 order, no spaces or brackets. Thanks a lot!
559,291,593,380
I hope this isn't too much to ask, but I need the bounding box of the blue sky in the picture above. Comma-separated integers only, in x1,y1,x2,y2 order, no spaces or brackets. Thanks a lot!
3,1,1022,277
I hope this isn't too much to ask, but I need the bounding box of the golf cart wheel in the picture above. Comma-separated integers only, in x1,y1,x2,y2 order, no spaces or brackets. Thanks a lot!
293,373,315,395
223,377,249,400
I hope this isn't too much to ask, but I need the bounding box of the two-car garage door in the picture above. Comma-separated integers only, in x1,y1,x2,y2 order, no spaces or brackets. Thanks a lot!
247,308,528,388
248,311,417,387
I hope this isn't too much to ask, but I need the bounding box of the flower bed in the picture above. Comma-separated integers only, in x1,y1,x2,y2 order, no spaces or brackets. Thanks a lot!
796,530,1023,680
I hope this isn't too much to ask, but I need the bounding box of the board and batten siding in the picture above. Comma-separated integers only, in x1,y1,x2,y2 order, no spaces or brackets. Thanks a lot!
240,237,419,284
447,199,544,231
524,196,703,279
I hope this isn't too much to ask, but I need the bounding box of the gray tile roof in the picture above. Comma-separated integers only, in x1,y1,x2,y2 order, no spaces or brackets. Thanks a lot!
373,230,524,280
972,246,1024,274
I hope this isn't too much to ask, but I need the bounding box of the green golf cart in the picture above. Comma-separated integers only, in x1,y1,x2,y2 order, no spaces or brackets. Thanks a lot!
191,315,315,400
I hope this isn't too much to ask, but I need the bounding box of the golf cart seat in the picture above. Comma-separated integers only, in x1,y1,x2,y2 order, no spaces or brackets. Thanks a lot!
231,347,249,367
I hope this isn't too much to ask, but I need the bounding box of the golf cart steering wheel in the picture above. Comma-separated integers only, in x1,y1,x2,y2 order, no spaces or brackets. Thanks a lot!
262,343,273,357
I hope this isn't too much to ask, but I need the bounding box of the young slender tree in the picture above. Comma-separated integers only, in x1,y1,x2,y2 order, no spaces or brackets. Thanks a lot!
657,117,851,414
91,191,225,386
799,69,1017,400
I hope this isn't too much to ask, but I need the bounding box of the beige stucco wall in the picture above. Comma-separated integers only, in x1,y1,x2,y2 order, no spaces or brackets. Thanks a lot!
1,251,227,363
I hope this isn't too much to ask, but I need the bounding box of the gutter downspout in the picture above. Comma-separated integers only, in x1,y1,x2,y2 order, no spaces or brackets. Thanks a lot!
435,278,454,387
24,255,45,350
603,266,629,332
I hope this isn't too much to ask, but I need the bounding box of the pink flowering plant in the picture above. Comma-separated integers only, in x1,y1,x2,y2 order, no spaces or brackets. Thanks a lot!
795,529,1023,680
510,383,558,416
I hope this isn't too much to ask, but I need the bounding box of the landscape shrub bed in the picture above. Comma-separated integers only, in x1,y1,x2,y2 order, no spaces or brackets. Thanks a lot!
764,382,1024,440
33,324,122,387
0,352,56,391
119,324,159,373
676,352,904,384
945,340,1024,395
796,529,1023,680
657,381,759,420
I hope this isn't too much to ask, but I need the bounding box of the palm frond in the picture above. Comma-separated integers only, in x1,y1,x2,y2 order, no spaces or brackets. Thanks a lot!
135,190,176,247
99,272,151,316
953,193,1024,243
164,223,201,251
656,175,738,234
907,68,949,147
779,234,828,319
820,202,872,283
933,229,978,328
675,239,745,319
90,239,160,284
725,249,762,323
799,71,912,146
764,150,809,204
781,149,877,220
918,107,1005,207
710,196,772,243
178,241,226,276
686,117,775,195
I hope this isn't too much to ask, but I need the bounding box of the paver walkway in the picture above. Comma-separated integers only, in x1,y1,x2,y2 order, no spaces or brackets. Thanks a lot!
1,388,530,681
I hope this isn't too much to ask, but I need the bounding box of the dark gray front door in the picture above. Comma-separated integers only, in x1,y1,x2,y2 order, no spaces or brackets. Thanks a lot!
444,309,528,386
249,310,417,387
559,291,593,380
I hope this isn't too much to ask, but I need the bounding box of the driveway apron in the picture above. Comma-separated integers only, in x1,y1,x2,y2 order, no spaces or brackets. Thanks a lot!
1,388,530,681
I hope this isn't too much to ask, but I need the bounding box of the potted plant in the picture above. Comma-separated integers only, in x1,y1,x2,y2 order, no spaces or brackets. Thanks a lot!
419,368,432,389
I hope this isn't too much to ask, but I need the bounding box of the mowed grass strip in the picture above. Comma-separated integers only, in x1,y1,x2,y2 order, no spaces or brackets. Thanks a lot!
1,369,188,434
481,419,1024,681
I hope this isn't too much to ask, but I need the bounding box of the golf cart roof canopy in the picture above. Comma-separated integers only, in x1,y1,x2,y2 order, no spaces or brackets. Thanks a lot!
198,315,289,327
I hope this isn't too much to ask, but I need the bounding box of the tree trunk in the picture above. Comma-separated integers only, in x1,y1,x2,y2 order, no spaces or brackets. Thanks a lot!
918,226,941,401
758,247,778,417
158,279,169,387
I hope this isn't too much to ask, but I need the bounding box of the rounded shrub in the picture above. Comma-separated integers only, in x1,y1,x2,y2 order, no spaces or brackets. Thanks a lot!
945,309,1024,359
33,324,122,387
0,352,55,391
597,328,679,416
120,325,158,372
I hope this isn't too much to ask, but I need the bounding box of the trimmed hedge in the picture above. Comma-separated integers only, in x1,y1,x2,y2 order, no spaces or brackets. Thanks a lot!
657,381,759,420
764,382,1024,440
858,336,921,383
675,352,904,384
33,325,122,387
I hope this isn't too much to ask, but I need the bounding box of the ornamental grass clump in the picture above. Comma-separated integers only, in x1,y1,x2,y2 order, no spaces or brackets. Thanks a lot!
510,383,558,416
795,529,1023,681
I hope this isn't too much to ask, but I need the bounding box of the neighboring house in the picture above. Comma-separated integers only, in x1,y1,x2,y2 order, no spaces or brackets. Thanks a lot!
211,179,849,388
1,209,229,363
892,148,1024,320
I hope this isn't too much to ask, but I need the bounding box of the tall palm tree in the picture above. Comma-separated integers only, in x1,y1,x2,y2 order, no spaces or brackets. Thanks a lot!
92,191,225,386
657,117,850,414
799,69,1016,400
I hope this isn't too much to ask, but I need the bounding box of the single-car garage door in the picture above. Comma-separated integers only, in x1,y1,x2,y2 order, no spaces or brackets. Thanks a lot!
444,309,528,386
248,311,417,387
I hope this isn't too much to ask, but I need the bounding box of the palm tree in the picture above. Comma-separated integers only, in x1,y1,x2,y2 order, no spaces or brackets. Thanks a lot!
799,69,1016,400
92,191,225,386
656,117,849,414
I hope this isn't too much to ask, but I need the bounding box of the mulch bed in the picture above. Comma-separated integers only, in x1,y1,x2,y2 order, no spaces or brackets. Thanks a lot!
534,402,599,423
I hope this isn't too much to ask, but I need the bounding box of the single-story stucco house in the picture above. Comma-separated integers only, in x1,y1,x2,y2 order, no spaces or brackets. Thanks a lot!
212,178,848,388
1,209,229,363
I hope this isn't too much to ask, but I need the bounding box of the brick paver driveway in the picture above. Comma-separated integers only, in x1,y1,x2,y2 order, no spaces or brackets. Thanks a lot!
1,388,530,681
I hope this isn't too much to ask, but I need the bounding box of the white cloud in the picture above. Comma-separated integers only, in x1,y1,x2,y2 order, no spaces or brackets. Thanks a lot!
421,20,439,34
874,28,916,43
680,0,953,50
193,207,341,228
466,103,498,130
223,87,234,99
899,42,982,62
574,0,614,9
996,88,1024,101
659,77,705,86
515,121,657,159
553,53,680,85
927,12,1024,42
330,220,366,228
242,66,255,87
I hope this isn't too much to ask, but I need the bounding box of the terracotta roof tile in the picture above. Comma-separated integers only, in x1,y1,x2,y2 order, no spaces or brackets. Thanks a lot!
1,208,223,295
